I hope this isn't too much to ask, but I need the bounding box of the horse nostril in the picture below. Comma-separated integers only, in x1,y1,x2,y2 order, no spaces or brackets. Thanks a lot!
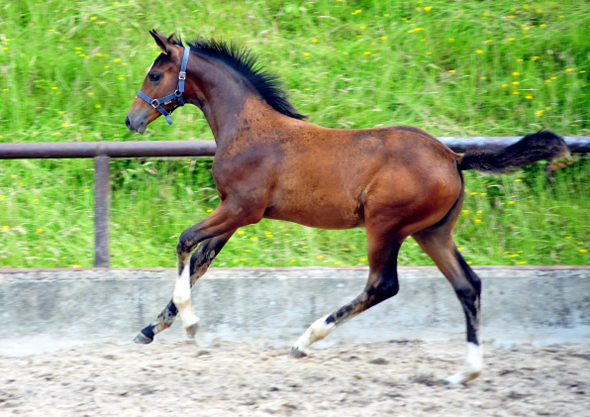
125,116,131,129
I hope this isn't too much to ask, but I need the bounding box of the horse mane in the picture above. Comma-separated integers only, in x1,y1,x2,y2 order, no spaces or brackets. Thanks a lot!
174,37,306,120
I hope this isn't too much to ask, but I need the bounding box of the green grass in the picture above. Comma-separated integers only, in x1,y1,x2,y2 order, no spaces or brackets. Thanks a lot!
0,0,589,268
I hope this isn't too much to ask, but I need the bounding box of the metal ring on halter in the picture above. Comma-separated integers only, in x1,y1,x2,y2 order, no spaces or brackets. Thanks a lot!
136,46,191,126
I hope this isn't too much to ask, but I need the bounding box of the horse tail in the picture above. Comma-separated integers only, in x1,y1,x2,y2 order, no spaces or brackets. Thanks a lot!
457,130,569,174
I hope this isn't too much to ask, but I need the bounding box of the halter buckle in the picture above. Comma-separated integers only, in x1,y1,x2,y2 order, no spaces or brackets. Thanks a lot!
150,99,159,109
178,71,186,80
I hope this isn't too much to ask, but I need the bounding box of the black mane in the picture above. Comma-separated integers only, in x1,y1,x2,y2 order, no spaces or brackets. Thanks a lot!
175,37,305,120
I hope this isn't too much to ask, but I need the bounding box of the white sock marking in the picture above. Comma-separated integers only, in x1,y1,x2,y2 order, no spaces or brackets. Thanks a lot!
446,342,483,385
292,314,335,354
173,264,200,329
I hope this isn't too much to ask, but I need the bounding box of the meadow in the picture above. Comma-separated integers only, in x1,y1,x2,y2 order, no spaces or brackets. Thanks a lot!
0,0,588,268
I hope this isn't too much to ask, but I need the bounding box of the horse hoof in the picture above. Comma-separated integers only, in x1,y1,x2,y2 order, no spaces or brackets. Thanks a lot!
445,370,481,385
186,321,200,338
133,332,153,345
289,347,308,359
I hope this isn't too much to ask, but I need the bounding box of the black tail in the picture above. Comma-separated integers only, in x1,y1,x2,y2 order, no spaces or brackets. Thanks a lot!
457,130,569,174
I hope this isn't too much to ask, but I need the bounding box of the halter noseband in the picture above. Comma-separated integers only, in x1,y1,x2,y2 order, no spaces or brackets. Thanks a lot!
137,46,191,125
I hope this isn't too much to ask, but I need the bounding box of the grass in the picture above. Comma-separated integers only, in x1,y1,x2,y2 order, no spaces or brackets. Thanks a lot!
0,0,589,268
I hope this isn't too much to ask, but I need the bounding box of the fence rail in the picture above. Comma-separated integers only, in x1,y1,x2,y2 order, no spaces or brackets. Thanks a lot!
1,137,589,159
1,137,588,266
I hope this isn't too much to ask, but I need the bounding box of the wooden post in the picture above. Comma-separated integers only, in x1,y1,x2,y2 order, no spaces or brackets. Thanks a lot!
94,156,110,267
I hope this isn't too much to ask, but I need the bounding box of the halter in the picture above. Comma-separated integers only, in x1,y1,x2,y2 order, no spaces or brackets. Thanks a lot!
137,46,191,125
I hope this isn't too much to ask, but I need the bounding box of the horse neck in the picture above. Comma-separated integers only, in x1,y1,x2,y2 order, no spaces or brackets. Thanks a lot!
187,56,260,144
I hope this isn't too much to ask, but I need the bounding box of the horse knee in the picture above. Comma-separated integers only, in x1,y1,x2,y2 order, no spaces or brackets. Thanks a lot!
177,229,194,257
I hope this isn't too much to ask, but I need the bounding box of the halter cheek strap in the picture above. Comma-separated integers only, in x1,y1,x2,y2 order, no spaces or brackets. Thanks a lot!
137,46,191,125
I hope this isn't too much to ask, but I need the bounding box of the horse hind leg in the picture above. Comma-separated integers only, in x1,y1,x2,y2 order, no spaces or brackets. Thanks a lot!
413,221,483,384
290,232,402,358
133,231,234,344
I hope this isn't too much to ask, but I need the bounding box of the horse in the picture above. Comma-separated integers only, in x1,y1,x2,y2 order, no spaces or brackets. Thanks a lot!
125,30,569,384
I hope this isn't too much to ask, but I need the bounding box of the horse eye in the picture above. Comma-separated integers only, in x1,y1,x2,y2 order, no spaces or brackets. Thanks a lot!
149,72,161,82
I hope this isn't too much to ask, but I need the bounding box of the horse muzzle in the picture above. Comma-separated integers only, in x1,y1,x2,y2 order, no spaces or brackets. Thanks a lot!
125,109,149,135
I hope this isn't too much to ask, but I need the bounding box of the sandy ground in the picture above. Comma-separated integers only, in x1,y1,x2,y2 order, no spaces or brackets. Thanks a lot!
0,339,589,417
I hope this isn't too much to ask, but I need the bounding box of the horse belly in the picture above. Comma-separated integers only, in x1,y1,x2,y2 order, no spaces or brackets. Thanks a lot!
264,191,364,230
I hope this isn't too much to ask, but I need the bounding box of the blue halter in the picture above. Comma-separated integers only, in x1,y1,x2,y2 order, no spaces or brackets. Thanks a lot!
137,46,191,125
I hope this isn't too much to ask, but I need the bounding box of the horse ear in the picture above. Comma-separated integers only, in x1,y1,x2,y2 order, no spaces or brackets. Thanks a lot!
149,29,173,55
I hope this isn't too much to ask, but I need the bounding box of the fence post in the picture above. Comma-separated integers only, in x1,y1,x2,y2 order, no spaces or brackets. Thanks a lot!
94,156,110,267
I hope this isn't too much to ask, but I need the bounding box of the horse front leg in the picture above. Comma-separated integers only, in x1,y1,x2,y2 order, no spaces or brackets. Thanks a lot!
173,200,263,338
134,230,235,344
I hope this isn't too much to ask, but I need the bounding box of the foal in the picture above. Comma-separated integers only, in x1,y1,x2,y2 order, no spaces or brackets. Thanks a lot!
126,31,569,384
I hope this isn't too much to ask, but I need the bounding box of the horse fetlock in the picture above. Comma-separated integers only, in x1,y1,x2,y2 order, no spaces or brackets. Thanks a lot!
290,314,334,357
172,292,190,308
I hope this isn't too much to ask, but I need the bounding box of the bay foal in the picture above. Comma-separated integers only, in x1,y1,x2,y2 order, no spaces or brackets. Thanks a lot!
126,31,569,384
